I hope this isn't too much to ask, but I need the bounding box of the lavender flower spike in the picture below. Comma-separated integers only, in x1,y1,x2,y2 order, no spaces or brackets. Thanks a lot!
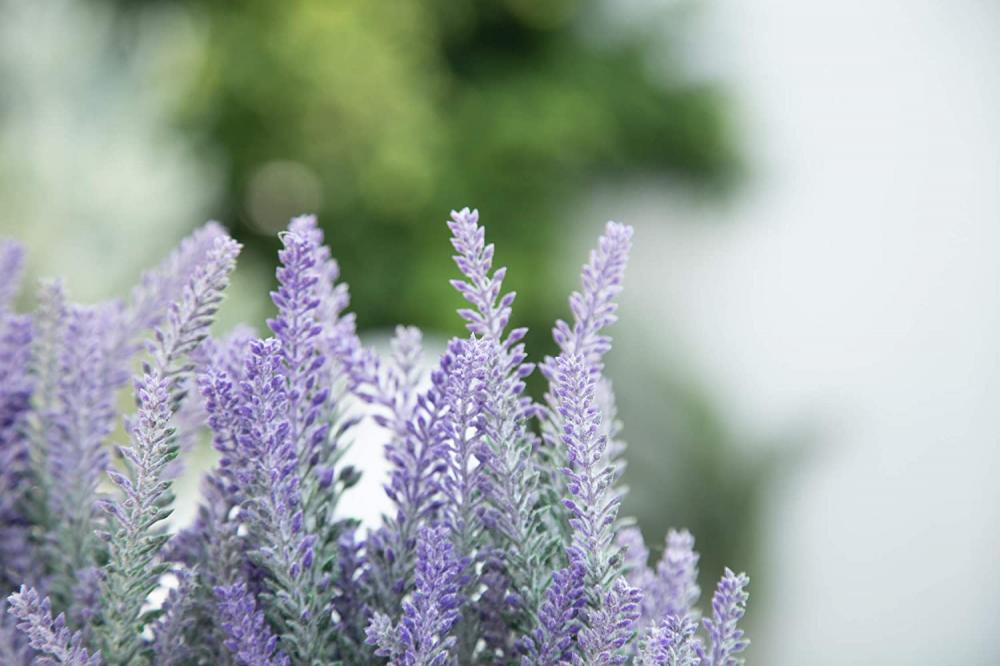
98,236,240,664
227,337,324,660
638,614,702,666
654,530,701,621
366,525,462,666
697,570,750,666
268,219,332,468
0,240,24,308
553,353,620,589
6,586,102,666
518,559,586,666
547,221,633,371
215,582,290,666
541,221,633,557
574,578,643,666
447,207,514,340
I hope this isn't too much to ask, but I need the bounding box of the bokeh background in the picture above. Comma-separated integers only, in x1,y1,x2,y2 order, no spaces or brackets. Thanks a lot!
3,1,999,663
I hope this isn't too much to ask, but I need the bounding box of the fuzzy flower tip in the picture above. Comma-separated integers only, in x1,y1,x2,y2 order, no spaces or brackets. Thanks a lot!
6,586,102,666
697,569,750,666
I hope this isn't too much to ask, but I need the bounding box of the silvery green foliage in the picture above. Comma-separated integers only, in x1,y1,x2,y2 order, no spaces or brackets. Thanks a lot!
97,235,241,664
1,209,750,665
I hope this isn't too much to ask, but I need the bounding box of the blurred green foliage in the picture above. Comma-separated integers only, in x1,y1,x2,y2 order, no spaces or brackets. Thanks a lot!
119,0,738,352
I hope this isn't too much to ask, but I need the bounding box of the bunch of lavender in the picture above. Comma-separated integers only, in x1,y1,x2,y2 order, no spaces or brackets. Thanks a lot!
2,208,750,665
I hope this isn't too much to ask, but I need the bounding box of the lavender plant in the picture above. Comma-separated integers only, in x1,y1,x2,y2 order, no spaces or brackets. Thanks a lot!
1,208,751,665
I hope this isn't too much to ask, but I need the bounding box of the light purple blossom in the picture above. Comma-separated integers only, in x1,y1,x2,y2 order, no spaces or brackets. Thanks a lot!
575,578,643,666
99,235,240,664
518,559,587,666
0,209,751,665
656,530,701,620
366,525,462,666
552,352,621,588
215,581,290,666
639,613,703,666
6,586,102,666
696,570,750,666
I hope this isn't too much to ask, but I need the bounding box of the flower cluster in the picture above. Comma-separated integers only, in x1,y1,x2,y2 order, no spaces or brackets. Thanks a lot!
0,208,750,665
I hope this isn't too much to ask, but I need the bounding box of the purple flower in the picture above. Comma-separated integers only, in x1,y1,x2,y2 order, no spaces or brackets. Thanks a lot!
552,353,620,588
0,598,31,666
366,525,462,666
364,343,459,610
268,219,332,467
575,578,643,666
152,568,199,666
696,570,750,666
438,337,490,557
447,207,515,340
128,221,229,335
0,242,32,591
446,209,547,624
540,222,633,547
0,240,25,309
215,581,290,666
639,614,703,666
544,221,633,375
99,235,240,664
331,526,370,660
45,303,128,606
0,314,32,590
518,559,586,666
655,530,701,621
5,586,101,666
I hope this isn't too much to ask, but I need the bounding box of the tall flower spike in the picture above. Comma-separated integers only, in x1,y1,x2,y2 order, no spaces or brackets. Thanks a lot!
638,614,703,666
45,303,129,610
215,581,290,666
616,526,660,627
97,235,240,665
574,578,643,666
439,336,489,557
269,224,328,460
0,241,31,591
6,586,102,666
518,558,586,666
545,221,633,373
227,337,324,661
366,525,462,666
541,221,633,553
446,208,552,631
654,530,701,621
0,598,30,666
128,221,228,335
0,314,32,591
0,240,25,309
437,336,492,661
553,353,621,589
697,570,750,666
151,568,199,666
447,207,514,339
363,342,459,612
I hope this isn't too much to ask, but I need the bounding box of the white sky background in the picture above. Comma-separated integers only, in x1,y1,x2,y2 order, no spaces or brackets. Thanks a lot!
590,1,1000,664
